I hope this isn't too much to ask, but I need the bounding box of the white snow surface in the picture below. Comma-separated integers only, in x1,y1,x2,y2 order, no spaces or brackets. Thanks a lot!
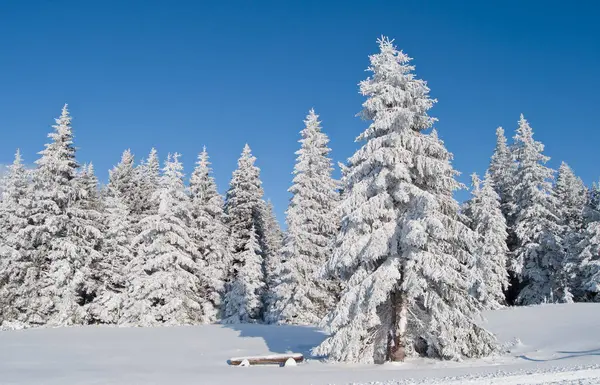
1,303,599,385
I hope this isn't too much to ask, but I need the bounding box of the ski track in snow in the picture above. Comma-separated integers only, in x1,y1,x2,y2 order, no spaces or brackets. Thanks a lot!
0,303,599,385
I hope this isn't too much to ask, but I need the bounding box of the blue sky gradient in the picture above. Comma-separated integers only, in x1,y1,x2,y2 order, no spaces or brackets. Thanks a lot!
1,0,598,222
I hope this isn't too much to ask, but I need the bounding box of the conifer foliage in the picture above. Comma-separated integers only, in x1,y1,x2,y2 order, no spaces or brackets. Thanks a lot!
121,153,211,325
553,162,587,300
268,109,339,325
223,225,264,323
222,144,267,322
0,149,34,323
511,115,565,305
464,173,509,309
489,127,515,224
189,148,228,322
107,149,137,211
259,200,284,321
29,105,103,325
87,193,133,324
314,37,496,364
578,183,600,301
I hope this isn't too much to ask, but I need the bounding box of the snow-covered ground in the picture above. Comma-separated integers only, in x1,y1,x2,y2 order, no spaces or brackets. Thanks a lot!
1,303,599,385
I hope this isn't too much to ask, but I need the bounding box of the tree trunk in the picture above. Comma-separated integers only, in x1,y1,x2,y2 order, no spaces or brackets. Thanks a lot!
387,290,407,362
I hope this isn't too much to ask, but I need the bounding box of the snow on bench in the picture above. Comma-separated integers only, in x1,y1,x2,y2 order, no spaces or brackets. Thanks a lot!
229,353,304,366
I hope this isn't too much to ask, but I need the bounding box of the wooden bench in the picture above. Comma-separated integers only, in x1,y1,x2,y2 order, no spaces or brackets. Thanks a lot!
228,353,304,366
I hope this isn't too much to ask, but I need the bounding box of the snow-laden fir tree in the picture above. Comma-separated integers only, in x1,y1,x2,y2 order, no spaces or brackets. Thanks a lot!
121,153,212,325
189,147,228,322
511,114,566,305
488,126,518,304
578,225,600,301
0,149,35,324
130,148,160,216
0,150,29,240
107,149,137,210
22,105,104,325
223,144,266,322
489,127,515,223
553,162,587,300
222,225,264,323
259,201,283,284
464,173,509,309
314,38,496,364
72,161,106,320
267,109,339,325
258,199,284,321
78,163,102,211
87,192,133,324
587,182,600,223
577,182,600,301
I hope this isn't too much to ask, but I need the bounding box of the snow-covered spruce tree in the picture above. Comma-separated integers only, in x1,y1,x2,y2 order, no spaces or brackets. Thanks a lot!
267,109,339,325
0,149,35,324
189,147,228,322
488,126,519,304
577,182,600,301
106,149,137,210
258,200,284,321
222,144,266,322
511,114,565,305
78,163,103,211
0,150,29,241
121,153,212,326
489,127,516,225
130,148,160,217
87,192,133,324
314,38,496,364
584,183,600,224
578,225,600,301
464,173,509,309
222,225,264,323
22,105,103,325
72,161,106,321
553,162,587,300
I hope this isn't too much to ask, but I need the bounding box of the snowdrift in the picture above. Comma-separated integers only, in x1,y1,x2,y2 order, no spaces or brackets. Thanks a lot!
1,303,599,384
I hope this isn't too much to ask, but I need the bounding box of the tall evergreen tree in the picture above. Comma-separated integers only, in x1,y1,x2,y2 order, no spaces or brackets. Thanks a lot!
22,105,104,325
222,225,264,323
464,173,509,309
553,162,587,300
0,150,29,240
107,149,137,209
511,114,564,305
78,163,102,211
222,144,266,321
488,127,515,223
87,192,133,324
189,148,228,322
488,127,519,304
577,182,600,301
72,161,106,321
268,109,339,325
314,38,496,364
0,149,35,324
121,153,211,325
258,200,284,321
131,148,160,217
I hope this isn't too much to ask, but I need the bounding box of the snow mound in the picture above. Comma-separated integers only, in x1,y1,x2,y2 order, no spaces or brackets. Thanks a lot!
239,359,250,367
0,304,599,384
284,357,297,367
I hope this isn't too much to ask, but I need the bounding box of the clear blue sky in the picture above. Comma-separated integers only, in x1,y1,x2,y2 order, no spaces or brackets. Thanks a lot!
1,0,599,223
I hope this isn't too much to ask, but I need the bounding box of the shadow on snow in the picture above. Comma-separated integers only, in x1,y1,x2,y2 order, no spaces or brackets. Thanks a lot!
220,323,328,360
518,347,600,362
